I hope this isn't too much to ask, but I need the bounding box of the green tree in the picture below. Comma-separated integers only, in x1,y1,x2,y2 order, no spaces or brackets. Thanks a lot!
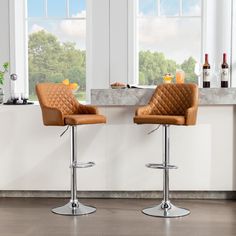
139,51,178,85
181,57,197,83
139,51,197,85
28,30,86,100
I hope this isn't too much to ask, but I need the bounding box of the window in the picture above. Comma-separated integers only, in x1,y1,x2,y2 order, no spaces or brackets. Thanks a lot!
27,0,86,100
138,0,202,85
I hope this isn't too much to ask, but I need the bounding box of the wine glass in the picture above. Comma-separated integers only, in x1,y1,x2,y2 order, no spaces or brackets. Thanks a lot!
11,92,20,104
21,92,29,104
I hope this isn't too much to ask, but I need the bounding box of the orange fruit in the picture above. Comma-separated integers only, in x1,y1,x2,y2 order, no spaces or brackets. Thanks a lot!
62,79,70,85
68,83,79,91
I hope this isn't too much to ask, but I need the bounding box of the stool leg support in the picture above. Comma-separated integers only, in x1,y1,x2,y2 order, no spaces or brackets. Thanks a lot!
163,125,170,204
52,126,96,216
142,125,190,218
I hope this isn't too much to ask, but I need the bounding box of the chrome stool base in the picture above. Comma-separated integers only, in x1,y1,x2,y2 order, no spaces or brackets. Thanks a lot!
52,126,96,216
52,201,96,216
143,125,190,218
142,201,190,218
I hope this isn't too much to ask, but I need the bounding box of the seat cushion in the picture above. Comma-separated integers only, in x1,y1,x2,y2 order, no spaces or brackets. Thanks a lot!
64,114,106,125
134,115,185,125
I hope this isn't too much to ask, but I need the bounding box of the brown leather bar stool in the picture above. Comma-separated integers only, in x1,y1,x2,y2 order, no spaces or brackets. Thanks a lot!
134,83,198,218
36,83,106,216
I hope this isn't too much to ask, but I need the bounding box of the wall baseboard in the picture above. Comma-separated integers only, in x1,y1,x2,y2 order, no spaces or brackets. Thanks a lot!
0,191,236,199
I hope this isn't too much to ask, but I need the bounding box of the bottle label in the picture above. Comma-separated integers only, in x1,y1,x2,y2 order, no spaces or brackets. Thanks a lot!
221,68,228,82
203,69,210,82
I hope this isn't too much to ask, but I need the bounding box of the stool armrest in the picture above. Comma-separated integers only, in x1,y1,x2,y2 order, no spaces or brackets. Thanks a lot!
78,104,99,114
41,106,65,126
135,105,152,116
185,107,198,126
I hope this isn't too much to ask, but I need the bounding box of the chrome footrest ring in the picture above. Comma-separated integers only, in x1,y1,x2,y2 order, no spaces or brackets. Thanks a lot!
146,163,178,169
71,161,95,168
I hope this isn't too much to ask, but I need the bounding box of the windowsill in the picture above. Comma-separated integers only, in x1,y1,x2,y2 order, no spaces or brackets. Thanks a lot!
0,100,88,108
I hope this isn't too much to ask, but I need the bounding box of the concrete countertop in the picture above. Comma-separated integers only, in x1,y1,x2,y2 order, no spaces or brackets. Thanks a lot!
91,88,236,106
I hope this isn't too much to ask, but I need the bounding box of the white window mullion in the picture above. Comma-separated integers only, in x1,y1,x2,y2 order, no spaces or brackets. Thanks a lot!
45,0,48,18
179,0,183,16
66,0,69,18
157,0,160,17
128,0,138,84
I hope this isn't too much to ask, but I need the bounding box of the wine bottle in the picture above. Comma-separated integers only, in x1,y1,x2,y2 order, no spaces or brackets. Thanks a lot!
221,53,229,88
203,54,211,88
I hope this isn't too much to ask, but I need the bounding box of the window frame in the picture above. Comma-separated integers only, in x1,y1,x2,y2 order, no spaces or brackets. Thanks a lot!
9,0,28,97
130,0,204,86
9,0,88,101
129,0,235,88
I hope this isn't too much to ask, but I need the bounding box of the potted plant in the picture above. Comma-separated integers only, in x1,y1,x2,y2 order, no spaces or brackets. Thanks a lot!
0,62,9,104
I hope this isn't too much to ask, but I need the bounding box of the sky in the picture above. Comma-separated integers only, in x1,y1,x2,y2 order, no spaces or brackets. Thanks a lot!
139,0,201,16
27,0,86,18
138,0,201,63
27,0,201,63
28,0,86,49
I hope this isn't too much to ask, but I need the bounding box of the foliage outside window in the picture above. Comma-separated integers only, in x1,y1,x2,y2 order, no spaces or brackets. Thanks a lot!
138,0,202,85
27,0,86,100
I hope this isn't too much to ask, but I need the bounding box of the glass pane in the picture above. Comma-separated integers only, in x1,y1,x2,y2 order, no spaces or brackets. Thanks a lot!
70,0,86,17
182,0,201,16
28,20,86,101
27,0,44,17
160,0,179,16
139,18,201,85
139,0,157,16
47,0,66,17
79,0,86,14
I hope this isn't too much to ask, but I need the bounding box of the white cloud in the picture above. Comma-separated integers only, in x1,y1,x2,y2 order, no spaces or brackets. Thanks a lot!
185,4,201,16
28,10,86,50
139,17,201,63
59,11,86,38
71,10,86,18
30,24,47,33
58,11,86,47
59,20,86,39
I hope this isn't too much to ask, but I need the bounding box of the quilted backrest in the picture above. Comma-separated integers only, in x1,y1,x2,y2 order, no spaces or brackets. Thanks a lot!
36,83,79,116
149,83,198,115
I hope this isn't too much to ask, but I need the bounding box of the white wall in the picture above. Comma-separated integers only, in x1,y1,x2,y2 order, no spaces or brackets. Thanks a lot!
87,0,110,94
87,0,130,94
110,0,128,85
0,105,235,191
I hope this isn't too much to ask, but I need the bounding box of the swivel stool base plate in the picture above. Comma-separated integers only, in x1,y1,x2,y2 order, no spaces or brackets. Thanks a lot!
142,202,190,218
52,201,96,216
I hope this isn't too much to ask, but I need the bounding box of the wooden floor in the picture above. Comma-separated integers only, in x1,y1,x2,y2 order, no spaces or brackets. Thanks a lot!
0,198,236,236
